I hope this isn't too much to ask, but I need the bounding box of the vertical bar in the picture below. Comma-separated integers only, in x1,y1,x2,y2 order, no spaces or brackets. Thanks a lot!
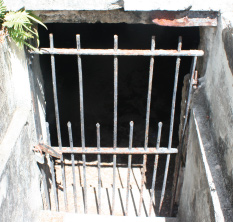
46,122,59,211
159,37,182,214
49,33,68,211
76,34,87,214
67,122,78,213
170,56,197,215
112,34,118,215
126,121,134,216
96,123,102,214
41,165,51,210
138,36,155,216
182,56,197,138
149,122,163,216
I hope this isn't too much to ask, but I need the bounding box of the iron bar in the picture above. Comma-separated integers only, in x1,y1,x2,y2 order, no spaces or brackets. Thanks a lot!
35,144,62,158
44,146,178,155
182,56,197,138
112,34,118,215
126,121,134,216
149,122,163,216
33,48,204,57
76,34,87,214
67,122,78,213
41,165,51,210
49,33,68,211
170,56,197,215
159,37,182,214
139,36,156,216
46,122,59,211
96,123,102,215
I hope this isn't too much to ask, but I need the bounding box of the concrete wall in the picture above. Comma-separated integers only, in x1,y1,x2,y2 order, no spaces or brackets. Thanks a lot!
178,13,233,221
179,94,226,221
0,36,45,221
199,13,233,197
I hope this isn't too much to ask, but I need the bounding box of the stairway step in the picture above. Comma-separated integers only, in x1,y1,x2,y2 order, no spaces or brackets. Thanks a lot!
39,210,179,222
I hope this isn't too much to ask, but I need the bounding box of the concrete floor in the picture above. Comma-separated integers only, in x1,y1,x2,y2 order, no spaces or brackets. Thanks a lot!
43,159,171,217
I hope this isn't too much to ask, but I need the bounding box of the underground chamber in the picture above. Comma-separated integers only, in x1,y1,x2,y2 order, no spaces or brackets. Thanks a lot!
37,23,200,216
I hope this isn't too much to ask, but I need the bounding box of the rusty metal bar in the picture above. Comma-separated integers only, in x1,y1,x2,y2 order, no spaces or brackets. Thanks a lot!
126,121,134,216
96,123,102,215
139,36,156,216
43,146,178,155
76,34,87,214
159,37,182,214
67,122,78,213
46,122,59,211
35,144,62,158
168,36,182,150
33,48,204,57
144,36,156,151
41,164,51,210
182,56,197,138
49,33,68,211
149,122,163,216
170,56,197,215
112,34,118,215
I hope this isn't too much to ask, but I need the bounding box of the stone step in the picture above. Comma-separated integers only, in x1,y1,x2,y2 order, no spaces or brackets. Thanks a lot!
46,165,172,216
39,210,179,222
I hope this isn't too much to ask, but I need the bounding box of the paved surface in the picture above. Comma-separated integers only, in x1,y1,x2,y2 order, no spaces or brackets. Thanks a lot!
39,210,179,222
44,159,172,217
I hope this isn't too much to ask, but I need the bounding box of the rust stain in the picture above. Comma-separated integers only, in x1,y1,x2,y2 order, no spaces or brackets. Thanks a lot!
151,11,217,27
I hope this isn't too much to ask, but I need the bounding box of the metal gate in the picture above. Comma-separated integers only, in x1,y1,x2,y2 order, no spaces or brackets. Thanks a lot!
32,34,203,216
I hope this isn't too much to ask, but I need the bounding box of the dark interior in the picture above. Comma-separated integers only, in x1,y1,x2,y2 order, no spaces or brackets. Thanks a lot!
38,23,199,215
38,23,199,149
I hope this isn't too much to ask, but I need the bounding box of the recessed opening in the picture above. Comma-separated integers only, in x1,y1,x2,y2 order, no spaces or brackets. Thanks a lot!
38,23,199,216
39,23,199,147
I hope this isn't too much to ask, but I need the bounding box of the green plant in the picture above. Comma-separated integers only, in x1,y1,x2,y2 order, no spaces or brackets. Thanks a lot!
0,0,6,22
0,0,47,51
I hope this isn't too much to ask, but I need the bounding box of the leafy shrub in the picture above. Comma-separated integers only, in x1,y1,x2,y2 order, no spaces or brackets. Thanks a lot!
0,0,47,50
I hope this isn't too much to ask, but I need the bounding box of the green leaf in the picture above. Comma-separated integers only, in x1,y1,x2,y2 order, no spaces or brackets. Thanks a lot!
27,14,47,30
0,3,46,51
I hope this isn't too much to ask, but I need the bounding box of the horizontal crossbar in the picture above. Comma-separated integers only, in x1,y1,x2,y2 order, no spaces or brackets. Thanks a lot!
35,144,178,157
31,48,204,56
53,146,178,155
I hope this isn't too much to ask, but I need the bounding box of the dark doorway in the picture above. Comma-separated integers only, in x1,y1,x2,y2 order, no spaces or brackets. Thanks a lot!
38,23,199,215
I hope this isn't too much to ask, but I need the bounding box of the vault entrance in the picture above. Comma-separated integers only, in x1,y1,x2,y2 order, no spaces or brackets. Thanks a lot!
36,23,201,217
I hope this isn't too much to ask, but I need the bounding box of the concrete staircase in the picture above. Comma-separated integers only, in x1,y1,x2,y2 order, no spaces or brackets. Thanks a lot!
39,211,179,222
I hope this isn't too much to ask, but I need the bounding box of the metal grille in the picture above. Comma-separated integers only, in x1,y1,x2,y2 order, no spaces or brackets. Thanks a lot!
32,34,203,216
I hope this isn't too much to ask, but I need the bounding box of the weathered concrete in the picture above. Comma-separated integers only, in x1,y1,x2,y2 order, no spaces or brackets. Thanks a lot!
0,37,45,221
124,0,233,12
3,0,233,12
178,87,232,221
34,10,154,24
178,13,233,221
199,13,233,196
4,0,124,11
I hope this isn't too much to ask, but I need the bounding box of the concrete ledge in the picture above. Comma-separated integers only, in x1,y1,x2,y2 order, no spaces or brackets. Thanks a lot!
4,0,233,12
39,210,178,222
193,111,224,221
179,86,232,221
4,0,123,11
